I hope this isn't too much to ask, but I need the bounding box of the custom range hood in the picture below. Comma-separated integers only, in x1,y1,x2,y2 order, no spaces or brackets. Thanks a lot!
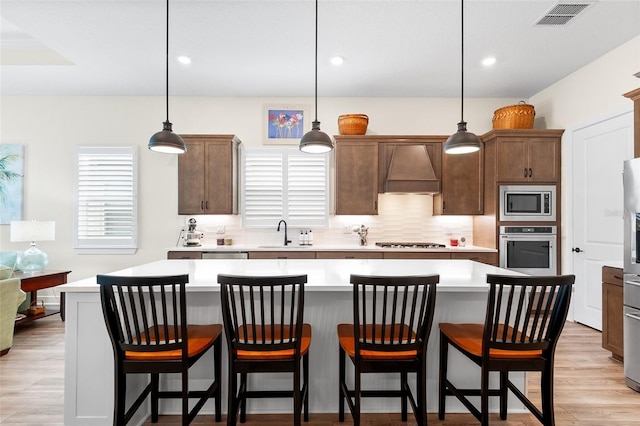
383,144,441,194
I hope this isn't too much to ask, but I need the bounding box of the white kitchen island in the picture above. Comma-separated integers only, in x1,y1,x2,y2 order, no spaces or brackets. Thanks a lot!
63,258,526,425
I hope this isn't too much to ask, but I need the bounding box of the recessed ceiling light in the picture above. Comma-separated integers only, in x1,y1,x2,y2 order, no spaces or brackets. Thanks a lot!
330,56,344,66
482,56,496,67
177,55,192,65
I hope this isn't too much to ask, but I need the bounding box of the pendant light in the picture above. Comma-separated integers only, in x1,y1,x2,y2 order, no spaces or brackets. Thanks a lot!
299,0,334,154
148,0,187,154
444,0,481,155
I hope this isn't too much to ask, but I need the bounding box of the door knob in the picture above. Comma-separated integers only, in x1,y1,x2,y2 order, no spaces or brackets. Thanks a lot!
572,247,583,253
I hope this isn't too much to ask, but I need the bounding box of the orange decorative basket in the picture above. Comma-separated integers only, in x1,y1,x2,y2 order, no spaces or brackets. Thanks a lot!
492,102,535,129
338,114,369,135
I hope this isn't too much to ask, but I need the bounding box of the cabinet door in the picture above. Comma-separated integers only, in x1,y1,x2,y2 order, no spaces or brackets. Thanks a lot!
167,251,202,259
335,140,378,215
495,138,528,182
527,138,559,182
450,252,497,266
247,251,316,259
602,266,624,361
178,140,206,214
435,145,483,215
204,141,235,214
315,251,383,259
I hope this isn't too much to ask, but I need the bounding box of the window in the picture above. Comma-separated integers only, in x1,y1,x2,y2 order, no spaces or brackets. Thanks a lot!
242,148,329,228
74,147,137,254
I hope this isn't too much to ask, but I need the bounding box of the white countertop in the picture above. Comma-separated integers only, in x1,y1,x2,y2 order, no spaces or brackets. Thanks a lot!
61,258,520,293
167,243,497,253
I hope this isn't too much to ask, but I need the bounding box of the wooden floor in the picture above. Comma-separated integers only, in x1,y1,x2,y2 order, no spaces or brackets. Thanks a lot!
1,318,639,425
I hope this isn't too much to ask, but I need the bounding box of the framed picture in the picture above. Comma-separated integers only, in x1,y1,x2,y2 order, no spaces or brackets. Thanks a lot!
0,144,24,224
263,104,309,145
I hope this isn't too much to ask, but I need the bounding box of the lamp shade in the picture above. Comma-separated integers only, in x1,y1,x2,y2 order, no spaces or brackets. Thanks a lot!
300,121,334,153
10,221,55,242
148,121,187,154
444,121,481,154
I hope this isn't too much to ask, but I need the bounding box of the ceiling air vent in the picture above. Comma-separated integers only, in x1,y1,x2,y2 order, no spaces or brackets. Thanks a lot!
535,2,594,26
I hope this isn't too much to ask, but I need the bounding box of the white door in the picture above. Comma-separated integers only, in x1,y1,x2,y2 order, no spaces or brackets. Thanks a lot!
572,110,634,330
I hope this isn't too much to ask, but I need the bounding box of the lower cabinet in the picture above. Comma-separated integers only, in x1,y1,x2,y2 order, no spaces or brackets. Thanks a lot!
247,251,316,259
602,266,624,361
167,251,202,259
451,252,498,266
316,251,383,259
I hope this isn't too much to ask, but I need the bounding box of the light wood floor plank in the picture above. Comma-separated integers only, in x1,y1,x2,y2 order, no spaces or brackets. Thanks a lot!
1,318,639,425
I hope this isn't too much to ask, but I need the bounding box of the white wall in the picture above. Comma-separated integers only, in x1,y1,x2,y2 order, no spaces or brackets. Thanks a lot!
1,34,638,292
529,35,640,275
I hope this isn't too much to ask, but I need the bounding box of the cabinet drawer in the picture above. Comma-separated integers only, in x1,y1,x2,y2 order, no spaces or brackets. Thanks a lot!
383,252,450,260
316,251,383,259
167,251,202,260
602,266,623,286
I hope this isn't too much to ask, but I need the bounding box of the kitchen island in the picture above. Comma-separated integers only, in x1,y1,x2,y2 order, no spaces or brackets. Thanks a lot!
62,258,524,425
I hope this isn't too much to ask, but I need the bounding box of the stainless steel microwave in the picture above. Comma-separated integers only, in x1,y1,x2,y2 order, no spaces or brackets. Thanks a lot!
499,185,556,222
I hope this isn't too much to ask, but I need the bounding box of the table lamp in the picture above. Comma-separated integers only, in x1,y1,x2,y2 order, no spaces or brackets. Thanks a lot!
10,220,55,272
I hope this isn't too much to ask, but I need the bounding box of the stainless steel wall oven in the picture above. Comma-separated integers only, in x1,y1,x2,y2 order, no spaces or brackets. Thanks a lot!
499,226,557,276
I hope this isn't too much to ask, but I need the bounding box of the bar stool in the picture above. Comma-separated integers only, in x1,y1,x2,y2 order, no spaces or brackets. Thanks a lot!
98,274,222,425
337,274,439,426
438,273,575,426
218,274,311,426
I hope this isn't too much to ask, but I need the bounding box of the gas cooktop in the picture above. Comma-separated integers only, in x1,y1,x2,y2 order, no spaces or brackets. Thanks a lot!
375,242,446,249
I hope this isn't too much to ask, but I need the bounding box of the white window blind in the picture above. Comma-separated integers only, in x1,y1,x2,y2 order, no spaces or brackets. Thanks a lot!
243,148,329,227
74,147,137,253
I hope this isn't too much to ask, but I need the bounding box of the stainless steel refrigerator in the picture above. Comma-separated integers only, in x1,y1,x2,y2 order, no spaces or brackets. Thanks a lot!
622,158,640,392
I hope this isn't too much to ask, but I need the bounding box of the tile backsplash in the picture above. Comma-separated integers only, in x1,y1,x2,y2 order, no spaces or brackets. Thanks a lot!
182,194,473,247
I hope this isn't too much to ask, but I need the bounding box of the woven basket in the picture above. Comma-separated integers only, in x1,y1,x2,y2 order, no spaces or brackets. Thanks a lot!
338,114,369,135
492,102,535,129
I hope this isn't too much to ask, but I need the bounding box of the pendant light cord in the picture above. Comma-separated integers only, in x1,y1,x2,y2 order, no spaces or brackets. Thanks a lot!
313,0,319,122
165,0,170,123
460,0,464,123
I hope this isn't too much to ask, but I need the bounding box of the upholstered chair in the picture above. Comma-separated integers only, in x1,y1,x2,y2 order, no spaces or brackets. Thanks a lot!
0,278,26,356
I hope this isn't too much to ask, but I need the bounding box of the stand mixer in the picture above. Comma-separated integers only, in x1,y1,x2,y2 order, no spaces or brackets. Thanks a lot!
182,218,204,246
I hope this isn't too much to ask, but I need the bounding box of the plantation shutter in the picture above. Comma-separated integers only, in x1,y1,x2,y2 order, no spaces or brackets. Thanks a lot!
243,148,328,227
74,147,137,253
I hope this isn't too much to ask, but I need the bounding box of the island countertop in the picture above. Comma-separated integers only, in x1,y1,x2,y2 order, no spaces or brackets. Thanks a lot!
60,258,513,293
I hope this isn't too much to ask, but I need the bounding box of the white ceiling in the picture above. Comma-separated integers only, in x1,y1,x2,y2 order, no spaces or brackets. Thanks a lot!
1,0,639,98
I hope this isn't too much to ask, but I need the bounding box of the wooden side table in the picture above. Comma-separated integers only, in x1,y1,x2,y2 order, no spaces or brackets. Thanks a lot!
14,270,71,326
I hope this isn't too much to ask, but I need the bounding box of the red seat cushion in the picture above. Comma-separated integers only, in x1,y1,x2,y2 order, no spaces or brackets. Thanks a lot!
125,324,222,361
337,323,419,360
235,323,312,360
439,323,542,359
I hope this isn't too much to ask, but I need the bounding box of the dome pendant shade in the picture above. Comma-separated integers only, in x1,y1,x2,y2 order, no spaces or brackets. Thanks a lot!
300,120,333,153
299,0,333,154
147,0,186,154
445,0,480,155
444,121,481,154
149,121,187,154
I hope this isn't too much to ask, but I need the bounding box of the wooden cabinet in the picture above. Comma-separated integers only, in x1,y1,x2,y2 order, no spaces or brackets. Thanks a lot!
315,251,383,259
178,135,240,215
167,251,202,259
434,143,483,215
334,137,379,215
483,130,562,183
383,252,450,260
602,265,624,361
247,251,316,259
451,251,498,266
623,87,640,157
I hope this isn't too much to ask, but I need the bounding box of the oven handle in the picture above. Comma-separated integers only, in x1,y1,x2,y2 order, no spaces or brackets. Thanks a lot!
625,312,640,322
625,280,640,288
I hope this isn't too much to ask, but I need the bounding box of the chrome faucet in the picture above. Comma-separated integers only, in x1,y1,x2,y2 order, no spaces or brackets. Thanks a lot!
277,220,291,246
